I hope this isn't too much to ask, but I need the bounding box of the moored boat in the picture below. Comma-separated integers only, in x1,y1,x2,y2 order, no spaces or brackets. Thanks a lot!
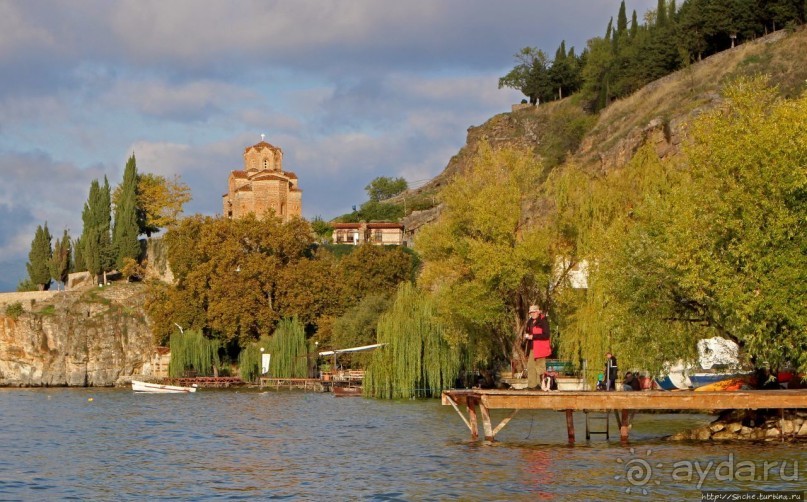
332,385,362,397
132,380,197,393
690,372,755,391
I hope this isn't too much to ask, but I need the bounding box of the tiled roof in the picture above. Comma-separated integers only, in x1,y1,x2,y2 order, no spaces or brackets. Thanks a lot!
251,173,290,182
244,141,281,154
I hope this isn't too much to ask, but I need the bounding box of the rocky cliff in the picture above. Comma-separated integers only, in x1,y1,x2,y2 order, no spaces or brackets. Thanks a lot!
402,28,806,221
0,283,157,387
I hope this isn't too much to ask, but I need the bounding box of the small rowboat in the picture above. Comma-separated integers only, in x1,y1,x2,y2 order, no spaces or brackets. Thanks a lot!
332,385,362,397
132,380,197,393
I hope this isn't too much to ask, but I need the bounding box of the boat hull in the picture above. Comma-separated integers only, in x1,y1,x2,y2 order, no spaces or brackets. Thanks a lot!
690,373,754,391
132,380,197,393
332,385,362,397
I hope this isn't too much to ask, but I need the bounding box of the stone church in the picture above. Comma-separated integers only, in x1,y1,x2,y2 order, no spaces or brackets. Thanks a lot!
222,138,302,222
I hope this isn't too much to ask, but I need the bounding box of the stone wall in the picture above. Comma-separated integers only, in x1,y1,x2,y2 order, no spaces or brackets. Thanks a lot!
0,283,160,387
0,291,60,311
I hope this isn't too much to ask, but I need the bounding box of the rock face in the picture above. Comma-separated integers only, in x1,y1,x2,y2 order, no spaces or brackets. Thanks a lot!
0,283,156,387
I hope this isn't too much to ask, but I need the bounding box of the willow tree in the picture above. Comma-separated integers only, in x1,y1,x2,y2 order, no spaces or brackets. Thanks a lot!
168,329,221,378
560,77,807,375
415,142,554,369
239,335,272,382
268,318,308,378
364,282,460,399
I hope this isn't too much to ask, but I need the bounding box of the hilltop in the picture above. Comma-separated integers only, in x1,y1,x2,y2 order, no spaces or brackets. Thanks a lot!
402,27,807,231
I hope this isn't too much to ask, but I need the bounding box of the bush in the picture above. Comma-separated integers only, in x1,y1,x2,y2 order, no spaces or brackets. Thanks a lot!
5,302,24,319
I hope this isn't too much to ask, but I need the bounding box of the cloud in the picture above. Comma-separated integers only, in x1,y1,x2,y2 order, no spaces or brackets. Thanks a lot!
0,0,661,290
0,152,109,289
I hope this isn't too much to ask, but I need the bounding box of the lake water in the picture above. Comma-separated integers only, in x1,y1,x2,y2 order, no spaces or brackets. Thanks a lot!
0,388,804,501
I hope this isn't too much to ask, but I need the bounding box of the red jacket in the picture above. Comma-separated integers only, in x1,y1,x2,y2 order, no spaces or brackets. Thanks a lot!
522,315,551,358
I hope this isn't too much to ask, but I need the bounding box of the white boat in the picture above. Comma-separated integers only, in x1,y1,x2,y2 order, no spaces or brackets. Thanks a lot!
132,380,197,393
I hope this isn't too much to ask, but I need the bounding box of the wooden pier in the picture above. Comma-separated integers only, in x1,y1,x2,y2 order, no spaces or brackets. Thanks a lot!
167,376,245,388
259,377,324,391
442,388,807,443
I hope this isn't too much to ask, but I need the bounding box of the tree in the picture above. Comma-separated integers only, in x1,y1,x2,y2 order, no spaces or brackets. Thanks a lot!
415,142,555,368
363,282,460,399
26,223,52,291
331,293,391,366
72,237,84,272
338,244,414,305
365,176,408,202
549,41,580,100
147,214,318,345
498,47,553,105
80,177,114,283
112,172,191,237
268,317,309,378
50,229,71,290
310,216,333,243
564,77,807,375
113,154,141,271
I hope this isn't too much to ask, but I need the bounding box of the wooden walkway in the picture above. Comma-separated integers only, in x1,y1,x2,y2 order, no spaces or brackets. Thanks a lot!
168,376,244,388
442,388,807,442
259,377,324,391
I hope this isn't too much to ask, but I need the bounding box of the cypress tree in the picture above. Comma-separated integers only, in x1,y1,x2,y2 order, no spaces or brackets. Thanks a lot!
113,154,141,270
98,176,115,275
73,237,85,272
657,0,668,27
80,178,113,284
630,10,639,38
26,223,52,291
617,1,628,35
49,229,71,290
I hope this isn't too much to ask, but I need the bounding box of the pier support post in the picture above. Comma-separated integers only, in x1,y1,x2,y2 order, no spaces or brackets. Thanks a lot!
620,410,630,441
566,410,575,443
467,397,479,440
480,403,494,441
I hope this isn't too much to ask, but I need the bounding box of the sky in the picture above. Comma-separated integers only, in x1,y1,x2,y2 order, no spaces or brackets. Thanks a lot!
0,0,657,292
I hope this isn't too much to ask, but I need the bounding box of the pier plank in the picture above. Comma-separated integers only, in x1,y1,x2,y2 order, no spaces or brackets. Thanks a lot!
442,389,807,443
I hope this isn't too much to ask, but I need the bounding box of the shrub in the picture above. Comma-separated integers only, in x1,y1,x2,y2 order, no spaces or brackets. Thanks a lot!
5,302,24,319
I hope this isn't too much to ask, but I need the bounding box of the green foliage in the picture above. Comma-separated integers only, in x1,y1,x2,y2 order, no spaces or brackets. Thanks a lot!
268,318,308,378
310,216,333,242
365,176,408,202
338,244,414,305
81,177,114,281
336,201,405,223
331,293,391,368
554,77,807,376
36,305,56,316
113,154,142,271
499,47,553,105
138,173,191,236
416,142,553,368
147,214,317,345
238,336,271,382
16,279,37,292
26,223,52,290
4,302,24,319
537,106,597,168
364,283,460,399
168,329,221,378
50,229,71,288
72,237,84,272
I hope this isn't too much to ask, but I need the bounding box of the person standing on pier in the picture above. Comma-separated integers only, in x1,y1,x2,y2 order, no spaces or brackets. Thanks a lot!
604,352,618,391
523,305,551,390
